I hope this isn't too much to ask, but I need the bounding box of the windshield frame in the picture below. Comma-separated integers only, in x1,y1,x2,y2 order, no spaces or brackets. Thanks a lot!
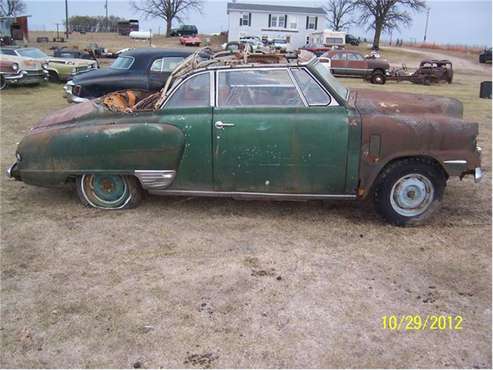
310,60,349,103
16,48,48,59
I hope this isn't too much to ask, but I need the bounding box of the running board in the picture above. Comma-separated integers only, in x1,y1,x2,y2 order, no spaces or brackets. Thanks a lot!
148,189,356,201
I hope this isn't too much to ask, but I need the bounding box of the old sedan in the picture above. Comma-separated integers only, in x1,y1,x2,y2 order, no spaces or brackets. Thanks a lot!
322,50,390,84
63,48,193,103
7,52,482,226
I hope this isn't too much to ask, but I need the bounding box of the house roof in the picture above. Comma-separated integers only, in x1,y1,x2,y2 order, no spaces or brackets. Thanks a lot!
227,2,325,15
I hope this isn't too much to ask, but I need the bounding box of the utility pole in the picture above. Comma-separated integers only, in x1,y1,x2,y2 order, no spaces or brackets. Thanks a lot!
65,0,69,39
423,7,430,42
105,0,109,32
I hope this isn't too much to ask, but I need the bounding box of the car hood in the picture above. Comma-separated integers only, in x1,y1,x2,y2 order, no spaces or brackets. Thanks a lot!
33,101,103,130
349,88,463,119
71,67,126,83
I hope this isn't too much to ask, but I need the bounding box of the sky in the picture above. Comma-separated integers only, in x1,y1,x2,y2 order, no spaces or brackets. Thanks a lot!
24,0,492,46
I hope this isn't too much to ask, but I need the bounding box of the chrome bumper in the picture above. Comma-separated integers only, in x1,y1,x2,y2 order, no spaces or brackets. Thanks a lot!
5,70,48,83
474,167,483,183
63,80,89,103
6,162,18,179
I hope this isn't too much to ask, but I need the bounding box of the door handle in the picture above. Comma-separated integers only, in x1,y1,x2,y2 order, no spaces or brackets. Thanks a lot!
215,121,235,129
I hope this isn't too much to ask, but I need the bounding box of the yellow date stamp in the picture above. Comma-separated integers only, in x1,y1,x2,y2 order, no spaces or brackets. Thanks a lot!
382,314,463,331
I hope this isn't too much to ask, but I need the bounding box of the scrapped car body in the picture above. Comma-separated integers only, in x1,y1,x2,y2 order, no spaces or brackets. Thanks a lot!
63,48,194,103
7,49,483,226
0,51,48,86
322,50,390,84
388,59,453,85
0,47,97,82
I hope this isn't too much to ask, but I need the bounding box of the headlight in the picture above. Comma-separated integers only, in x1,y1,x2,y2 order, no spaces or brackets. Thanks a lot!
72,67,77,73
11,63,19,71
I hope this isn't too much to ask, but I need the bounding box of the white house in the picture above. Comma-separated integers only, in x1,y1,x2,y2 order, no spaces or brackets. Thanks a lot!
227,2,326,50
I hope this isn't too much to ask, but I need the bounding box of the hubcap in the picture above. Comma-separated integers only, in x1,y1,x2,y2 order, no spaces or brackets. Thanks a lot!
81,174,130,209
390,174,434,217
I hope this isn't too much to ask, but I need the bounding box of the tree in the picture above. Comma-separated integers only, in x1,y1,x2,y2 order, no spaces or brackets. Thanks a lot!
355,0,426,49
132,0,203,36
0,0,26,16
324,0,356,31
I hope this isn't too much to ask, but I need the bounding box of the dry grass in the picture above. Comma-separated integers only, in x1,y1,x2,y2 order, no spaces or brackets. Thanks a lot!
0,35,491,368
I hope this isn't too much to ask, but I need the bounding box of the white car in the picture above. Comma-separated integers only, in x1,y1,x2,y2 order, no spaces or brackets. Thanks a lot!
272,39,291,52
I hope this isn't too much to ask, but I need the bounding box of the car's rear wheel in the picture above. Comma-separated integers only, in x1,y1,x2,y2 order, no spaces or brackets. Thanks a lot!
371,71,386,84
373,158,446,226
76,174,143,209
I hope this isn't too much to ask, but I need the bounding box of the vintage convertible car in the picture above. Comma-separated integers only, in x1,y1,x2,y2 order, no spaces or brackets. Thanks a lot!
6,50,483,226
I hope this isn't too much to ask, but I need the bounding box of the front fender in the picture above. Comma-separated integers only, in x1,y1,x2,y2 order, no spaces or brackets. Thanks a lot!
16,122,185,187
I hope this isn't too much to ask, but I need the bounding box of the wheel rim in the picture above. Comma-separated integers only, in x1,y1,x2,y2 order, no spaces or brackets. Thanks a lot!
390,174,434,217
374,75,383,83
81,174,131,209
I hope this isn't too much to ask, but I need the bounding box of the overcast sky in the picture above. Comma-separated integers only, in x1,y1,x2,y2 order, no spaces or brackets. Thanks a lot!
25,0,492,46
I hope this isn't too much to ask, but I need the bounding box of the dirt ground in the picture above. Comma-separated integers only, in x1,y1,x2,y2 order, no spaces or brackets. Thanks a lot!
0,34,491,368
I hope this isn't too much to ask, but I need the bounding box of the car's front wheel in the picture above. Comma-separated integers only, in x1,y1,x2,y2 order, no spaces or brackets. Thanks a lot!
76,174,143,209
373,158,446,226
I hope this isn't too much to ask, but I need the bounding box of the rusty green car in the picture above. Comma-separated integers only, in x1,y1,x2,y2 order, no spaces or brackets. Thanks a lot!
6,52,483,226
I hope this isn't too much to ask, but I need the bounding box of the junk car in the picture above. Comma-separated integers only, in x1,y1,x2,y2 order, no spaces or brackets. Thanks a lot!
63,48,194,103
0,50,48,86
179,35,201,47
1,46,97,82
388,59,453,85
7,49,483,226
322,50,390,84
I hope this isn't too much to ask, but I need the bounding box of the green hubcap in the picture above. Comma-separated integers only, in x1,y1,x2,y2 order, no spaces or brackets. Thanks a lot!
81,174,130,209
92,175,126,202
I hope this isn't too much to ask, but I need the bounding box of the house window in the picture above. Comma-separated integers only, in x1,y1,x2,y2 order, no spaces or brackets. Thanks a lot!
240,13,251,26
289,17,297,29
270,14,286,28
306,16,317,30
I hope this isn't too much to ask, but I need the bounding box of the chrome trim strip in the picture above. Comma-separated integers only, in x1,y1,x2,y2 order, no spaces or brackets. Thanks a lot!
134,170,177,190
301,67,339,107
148,189,356,200
444,160,467,164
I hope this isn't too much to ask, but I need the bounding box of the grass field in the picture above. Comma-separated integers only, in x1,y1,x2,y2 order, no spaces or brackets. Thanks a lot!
0,35,491,368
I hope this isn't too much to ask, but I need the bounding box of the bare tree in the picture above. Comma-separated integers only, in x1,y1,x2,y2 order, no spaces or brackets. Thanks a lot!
324,0,356,31
355,0,426,49
132,0,203,36
0,0,26,16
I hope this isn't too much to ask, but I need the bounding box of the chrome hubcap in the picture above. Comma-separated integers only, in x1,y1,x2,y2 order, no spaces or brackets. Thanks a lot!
390,174,434,217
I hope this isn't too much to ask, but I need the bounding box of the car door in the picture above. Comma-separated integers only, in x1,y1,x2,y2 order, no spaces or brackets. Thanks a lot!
212,67,349,194
329,52,347,75
148,56,184,90
347,52,369,76
158,71,214,190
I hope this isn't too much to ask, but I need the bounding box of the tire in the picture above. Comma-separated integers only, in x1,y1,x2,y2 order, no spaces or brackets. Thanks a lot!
0,74,6,90
373,158,446,226
479,55,485,64
76,174,143,210
371,71,386,84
